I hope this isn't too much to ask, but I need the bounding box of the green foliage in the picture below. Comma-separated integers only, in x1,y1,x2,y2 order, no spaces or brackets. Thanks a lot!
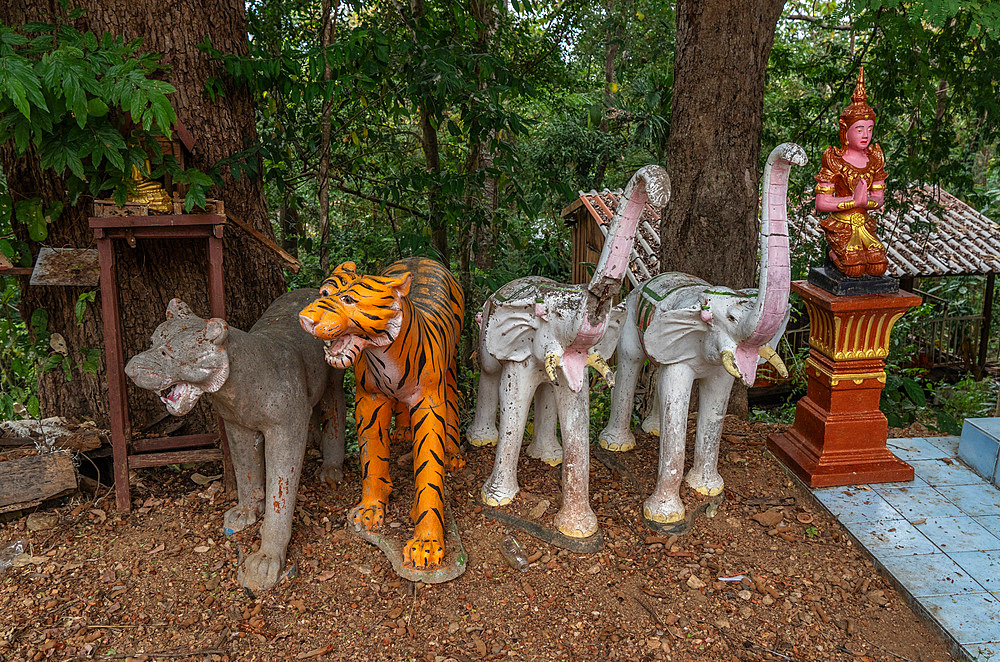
0,280,47,419
0,10,214,217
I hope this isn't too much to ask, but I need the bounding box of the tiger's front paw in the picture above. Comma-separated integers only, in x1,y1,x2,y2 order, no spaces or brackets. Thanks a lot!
446,451,466,472
404,529,445,569
348,500,385,531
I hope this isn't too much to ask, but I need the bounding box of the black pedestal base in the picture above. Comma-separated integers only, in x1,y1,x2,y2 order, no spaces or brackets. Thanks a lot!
807,265,899,296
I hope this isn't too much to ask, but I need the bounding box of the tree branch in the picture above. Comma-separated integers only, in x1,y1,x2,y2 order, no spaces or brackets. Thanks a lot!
786,14,852,30
333,183,422,216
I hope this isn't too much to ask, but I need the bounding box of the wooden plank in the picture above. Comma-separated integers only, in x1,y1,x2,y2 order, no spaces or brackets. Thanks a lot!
128,448,222,469
88,214,224,229
131,433,218,453
225,211,302,274
0,452,77,511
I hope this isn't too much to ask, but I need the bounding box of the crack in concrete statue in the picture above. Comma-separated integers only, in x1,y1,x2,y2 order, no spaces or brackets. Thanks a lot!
126,289,347,591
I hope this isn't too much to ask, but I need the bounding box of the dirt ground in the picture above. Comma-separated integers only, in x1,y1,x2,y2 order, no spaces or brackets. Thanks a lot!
0,417,959,662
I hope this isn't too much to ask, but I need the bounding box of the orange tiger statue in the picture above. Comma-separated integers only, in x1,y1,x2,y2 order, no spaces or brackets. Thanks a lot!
299,257,464,568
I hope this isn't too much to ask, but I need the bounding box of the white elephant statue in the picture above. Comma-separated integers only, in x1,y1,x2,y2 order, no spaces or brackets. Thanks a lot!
598,142,807,527
468,164,671,538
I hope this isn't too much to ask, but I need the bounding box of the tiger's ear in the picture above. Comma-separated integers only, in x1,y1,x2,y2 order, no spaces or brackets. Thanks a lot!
166,299,193,319
385,272,412,298
204,318,229,345
333,261,357,279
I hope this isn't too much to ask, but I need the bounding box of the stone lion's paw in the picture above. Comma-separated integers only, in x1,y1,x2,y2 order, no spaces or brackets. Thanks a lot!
348,501,385,531
404,533,445,569
239,549,285,592
318,463,344,487
223,503,261,536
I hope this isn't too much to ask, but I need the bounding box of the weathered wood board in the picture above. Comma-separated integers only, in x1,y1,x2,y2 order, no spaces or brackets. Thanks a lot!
0,452,77,514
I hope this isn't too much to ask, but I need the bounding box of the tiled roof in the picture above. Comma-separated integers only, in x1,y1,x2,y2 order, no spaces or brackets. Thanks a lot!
564,185,1000,282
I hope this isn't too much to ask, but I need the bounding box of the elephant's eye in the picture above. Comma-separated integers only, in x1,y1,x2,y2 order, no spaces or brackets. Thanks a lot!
340,294,357,305
727,313,737,322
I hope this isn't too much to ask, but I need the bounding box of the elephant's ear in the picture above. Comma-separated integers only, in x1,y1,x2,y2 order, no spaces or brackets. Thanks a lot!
591,303,627,359
482,301,539,362
640,305,705,366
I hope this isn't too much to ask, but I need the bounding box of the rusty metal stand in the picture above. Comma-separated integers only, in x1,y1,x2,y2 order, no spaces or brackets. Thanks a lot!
90,213,234,512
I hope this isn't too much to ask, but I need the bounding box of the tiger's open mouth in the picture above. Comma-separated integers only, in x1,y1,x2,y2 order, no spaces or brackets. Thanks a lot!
323,335,361,367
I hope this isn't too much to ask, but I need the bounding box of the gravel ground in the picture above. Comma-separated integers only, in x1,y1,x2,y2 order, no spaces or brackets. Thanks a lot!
0,416,959,661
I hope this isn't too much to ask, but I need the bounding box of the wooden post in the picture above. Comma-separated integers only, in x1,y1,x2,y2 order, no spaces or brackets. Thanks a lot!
96,231,133,512
977,272,995,379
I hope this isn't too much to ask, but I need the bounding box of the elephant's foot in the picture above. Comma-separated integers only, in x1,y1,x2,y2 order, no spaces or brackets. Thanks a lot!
466,425,499,447
598,427,635,452
318,463,344,487
238,547,286,592
554,507,598,538
481,478,518,507
223,501,262,536
685,469,724,496
348,499,386,531
643,493,685,525
641,415,660,437
525,439,562,466
403,525,445,569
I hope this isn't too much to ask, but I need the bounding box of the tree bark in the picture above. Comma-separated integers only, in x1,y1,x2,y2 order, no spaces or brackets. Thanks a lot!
659,0,787,416
0,0,285,429
594,0,629,189
317,0,338,274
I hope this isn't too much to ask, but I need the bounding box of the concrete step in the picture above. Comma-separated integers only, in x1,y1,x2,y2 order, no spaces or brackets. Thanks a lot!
959,418,1000,486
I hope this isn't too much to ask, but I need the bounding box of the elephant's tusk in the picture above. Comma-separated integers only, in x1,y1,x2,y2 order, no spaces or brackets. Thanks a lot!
721,350,742,381
758,345,788,378
587,352,615,388
544,353,561,386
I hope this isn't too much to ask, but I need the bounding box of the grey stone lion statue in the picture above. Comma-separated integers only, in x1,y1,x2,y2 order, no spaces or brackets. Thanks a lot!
125,290,345,591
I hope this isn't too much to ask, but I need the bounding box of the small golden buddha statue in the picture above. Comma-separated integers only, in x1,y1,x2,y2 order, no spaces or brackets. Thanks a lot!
814,68,889,278
127,159,173,213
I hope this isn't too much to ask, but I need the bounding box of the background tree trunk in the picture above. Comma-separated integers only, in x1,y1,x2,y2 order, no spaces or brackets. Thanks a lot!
659,0,786,415
0,0,285,430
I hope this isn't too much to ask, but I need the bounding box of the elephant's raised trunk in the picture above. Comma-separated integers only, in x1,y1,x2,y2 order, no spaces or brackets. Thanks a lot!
732,143,807,386
587,165,671,321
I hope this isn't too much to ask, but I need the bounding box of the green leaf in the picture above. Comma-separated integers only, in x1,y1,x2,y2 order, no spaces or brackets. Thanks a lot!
901,377,926,406
30,307,48,335
26,395,39,419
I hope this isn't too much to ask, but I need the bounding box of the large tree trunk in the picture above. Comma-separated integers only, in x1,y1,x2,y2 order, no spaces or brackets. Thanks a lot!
0,0,285,430
659,0,786,415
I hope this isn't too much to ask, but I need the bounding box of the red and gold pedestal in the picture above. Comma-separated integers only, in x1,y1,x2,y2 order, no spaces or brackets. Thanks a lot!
768,281,922,487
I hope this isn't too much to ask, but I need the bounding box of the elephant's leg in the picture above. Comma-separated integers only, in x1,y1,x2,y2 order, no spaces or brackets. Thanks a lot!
644,364,695,524
525,383,561,466
685,371,735,496
348,393,394,531
405,388,449,568
598,320,644,452
443,357,465,471
222,420,265,536
467,350,500,447
317,369,347,486
481,361,536,507
641,386,661,436
552,387,598,538
239,416,309,592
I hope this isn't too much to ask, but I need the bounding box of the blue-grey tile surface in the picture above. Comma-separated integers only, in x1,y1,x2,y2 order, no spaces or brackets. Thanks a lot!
807,431,1000,659
959,418,1000,483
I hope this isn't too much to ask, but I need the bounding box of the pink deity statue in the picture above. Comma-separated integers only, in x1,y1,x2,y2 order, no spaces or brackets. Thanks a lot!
814,67,889,278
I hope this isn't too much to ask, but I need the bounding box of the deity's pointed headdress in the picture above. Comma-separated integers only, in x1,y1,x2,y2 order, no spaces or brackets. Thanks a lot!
838,67,876,147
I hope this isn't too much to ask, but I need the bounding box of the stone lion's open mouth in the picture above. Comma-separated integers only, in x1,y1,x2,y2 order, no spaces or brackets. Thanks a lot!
158,382,202,415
